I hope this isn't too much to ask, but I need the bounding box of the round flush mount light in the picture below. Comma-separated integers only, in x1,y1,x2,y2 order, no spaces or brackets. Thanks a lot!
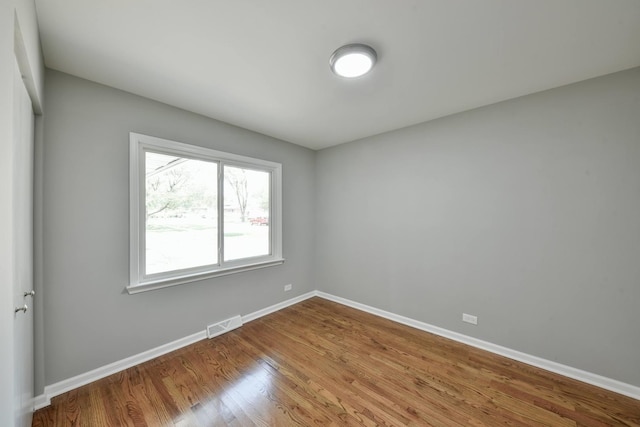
329,44,377,78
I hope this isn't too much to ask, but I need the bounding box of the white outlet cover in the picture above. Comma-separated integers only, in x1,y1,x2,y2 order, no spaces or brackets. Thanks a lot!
462,313,478,325
284,284,292,291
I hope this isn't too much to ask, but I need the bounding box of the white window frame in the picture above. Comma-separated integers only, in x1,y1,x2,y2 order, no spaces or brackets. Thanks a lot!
128,132,283,294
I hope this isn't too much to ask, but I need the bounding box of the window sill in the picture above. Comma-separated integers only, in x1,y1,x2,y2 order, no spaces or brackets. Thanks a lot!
126,258,285,294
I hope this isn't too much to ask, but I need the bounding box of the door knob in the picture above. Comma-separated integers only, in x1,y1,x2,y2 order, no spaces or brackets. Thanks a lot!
24,290,35,297
15,305,28,314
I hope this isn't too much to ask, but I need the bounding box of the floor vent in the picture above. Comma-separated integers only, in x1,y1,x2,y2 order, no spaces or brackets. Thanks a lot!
207,315,243,339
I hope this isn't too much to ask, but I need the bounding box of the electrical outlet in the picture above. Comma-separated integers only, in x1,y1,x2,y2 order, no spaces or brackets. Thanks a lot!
462,313,478,325
284,284,292,292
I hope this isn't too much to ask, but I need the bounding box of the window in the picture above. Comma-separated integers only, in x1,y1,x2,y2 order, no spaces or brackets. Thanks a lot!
128,133,283,293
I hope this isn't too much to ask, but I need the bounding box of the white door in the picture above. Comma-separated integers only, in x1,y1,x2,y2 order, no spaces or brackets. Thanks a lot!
12,57,35,427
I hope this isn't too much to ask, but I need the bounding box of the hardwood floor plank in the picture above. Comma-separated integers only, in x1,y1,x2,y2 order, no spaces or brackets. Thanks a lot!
33,297,640,426
245,317,421,425
273,303,531,425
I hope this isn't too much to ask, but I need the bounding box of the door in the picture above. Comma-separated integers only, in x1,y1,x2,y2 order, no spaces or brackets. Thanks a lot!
12,57,35,427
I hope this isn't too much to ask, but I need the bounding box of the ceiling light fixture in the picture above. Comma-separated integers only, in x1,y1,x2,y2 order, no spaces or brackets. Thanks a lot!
329,44,377,78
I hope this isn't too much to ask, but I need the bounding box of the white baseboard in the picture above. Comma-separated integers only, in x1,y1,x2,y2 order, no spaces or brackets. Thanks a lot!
33,394,50,411
34,291,317,410
315,291,640,401
35,289,638,410
242,291,316,323
34,329,207,410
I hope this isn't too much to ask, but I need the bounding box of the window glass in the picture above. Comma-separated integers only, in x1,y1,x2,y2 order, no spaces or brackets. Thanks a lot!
129,132,283,292
223,166,271,261
145,152,218,274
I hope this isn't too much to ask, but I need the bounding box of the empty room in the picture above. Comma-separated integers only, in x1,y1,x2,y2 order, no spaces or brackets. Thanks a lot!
2,0,639,426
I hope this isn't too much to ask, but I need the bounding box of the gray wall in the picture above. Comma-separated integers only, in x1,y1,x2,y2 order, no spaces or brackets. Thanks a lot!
41,70,316,387
42,66,640,391
316,67,640,386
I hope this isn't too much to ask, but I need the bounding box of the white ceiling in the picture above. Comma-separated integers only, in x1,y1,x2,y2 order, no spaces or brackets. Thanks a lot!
35,0,640,150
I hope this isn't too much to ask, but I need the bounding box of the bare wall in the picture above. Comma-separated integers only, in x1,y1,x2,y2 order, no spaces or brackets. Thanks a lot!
41,69,316,386
316,67,640,386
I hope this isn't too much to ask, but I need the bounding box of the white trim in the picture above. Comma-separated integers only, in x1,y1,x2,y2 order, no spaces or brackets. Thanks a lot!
33,394,49,411
315,291,640,401
125,258,285,294
36,330,207,410
34,289,639,410
34,291,317,409
128,132,284,291
242,291,316,323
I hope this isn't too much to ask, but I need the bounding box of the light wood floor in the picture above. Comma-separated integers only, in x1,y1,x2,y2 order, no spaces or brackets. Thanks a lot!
33,297,640,426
